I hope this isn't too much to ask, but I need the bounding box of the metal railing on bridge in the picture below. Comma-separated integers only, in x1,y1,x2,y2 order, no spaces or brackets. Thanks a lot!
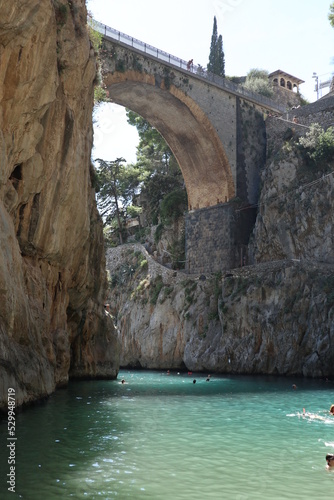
89,17,285,113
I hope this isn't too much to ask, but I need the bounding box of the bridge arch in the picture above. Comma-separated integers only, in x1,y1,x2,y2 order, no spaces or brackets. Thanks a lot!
93,22,284,272
103,69,235,210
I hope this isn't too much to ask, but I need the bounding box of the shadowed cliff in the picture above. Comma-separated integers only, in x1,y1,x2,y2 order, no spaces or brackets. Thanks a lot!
0,0,119,410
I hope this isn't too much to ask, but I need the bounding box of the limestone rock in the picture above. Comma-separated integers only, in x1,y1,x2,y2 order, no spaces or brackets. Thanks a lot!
0,0,119,410
251,151,334,264
107,245,334,378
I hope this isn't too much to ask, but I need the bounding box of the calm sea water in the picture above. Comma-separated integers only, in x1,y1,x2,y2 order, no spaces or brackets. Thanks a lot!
1,370,334,499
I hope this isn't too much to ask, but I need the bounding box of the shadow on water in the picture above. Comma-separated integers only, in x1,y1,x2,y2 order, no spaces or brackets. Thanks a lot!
0,380,133,499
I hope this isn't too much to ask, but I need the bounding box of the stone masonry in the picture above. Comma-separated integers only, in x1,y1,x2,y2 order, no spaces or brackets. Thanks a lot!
185,204,235,274
100,37,280,210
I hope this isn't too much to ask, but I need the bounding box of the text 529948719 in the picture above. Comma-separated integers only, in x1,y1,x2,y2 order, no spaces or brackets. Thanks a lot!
7,388,16,493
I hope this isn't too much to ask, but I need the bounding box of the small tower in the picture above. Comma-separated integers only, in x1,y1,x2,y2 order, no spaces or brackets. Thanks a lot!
269,69,305,108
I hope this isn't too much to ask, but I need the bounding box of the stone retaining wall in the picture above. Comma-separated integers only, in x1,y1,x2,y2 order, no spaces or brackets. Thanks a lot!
185,204,235,274
286,94,334,130
266,95,334,159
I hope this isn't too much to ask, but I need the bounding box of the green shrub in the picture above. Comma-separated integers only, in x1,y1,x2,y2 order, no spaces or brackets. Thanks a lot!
184,281,197,305
283,127,294,141
243,68,273,98
54,1,68,27
127,205,142,218
134,227,148,242
160,188,187,223
116,59,125,72
87,25,102,53
163,68,172,89
94,86,109,104
140,259,148,270
133,55,143,72
168,235,185,270
298,123,334,163
150,275,164,304
154,223,164,243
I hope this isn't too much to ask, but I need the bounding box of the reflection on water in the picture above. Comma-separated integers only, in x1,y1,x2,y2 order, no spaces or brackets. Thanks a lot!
1,371,334,499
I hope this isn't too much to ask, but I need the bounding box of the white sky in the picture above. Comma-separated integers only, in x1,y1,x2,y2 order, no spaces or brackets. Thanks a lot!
87,0,334,163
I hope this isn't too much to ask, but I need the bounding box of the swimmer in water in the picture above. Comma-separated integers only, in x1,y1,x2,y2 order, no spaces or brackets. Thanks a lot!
326,454,334,468
330,404,334,415
301,407,332,422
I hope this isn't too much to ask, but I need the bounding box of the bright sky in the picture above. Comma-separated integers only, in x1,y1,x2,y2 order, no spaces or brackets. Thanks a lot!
87,0,334,163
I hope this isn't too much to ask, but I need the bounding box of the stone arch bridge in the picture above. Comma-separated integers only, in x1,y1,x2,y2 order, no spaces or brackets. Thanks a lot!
92,19,284,272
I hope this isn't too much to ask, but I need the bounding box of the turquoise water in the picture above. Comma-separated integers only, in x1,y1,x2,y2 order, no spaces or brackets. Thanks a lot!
1,371,334,499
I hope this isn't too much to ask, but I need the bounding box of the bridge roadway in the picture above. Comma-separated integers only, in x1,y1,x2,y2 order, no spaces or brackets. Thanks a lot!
91,18,284,115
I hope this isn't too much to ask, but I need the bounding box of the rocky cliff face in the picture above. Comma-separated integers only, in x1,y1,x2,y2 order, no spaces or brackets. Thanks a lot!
0,0,119,410
251,122,334,264
107,112,334,379
106,245,221,370
107,246,334,377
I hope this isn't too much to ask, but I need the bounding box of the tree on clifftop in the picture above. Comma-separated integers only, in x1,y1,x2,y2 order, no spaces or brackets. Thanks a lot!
329,2,334,27
95,157,143,245
207,16,225,77
243,68,273,98
126,111,185,225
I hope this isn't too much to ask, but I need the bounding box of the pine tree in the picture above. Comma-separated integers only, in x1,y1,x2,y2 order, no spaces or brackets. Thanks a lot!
207,16,225,77
95,157,142,244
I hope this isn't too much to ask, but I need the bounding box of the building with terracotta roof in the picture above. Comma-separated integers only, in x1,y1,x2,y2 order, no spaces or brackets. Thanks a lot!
269,69,305,108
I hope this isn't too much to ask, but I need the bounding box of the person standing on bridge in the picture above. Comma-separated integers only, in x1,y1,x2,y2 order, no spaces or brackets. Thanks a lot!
187,59,193,71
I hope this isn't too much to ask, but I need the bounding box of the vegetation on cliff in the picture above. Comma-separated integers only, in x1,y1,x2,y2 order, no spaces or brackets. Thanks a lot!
298,123,334,164
96,112,187,255
329,2,334,27
87,17,109,105
95,157,145,244
243,68,274,98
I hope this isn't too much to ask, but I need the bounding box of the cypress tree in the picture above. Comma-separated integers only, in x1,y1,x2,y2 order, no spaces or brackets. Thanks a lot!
207,16,218,74
207,16,225,77
217,34,225,77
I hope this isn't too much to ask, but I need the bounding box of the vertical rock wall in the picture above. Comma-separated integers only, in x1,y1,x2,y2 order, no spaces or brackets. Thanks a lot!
0,0,119,410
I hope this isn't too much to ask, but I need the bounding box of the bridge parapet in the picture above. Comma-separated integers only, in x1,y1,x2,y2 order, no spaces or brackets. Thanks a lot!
89,17,285,114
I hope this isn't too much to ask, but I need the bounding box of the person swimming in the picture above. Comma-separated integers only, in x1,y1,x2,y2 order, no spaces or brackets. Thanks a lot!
326,454,334,468
301,408,325,421
330,404,334,415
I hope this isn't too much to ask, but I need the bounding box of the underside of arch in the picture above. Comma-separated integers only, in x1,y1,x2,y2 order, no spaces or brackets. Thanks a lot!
103,70,235,210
